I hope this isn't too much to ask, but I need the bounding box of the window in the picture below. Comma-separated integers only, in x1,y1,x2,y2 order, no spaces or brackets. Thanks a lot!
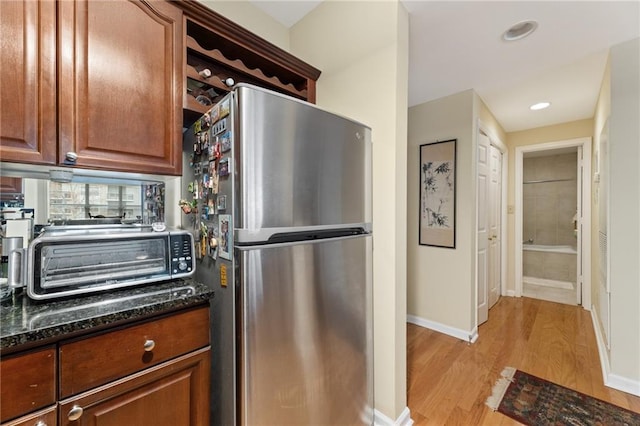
48,182,142,221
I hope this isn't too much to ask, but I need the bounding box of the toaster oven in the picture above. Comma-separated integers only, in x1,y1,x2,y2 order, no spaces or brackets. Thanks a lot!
11,226,195,300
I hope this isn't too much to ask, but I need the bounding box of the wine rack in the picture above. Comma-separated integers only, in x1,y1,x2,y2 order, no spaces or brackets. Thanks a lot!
178,8,320,127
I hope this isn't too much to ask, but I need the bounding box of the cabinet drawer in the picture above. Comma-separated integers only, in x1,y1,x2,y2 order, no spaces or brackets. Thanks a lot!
0,346,56,423
59,307,209,398
2,406,57,426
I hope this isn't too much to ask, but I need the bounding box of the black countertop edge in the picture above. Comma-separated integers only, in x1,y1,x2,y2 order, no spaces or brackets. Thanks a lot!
0,279,213,353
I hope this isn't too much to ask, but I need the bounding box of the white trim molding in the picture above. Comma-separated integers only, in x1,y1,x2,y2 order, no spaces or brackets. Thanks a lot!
374,407,413,426
407,315,479,344
591,306,640,397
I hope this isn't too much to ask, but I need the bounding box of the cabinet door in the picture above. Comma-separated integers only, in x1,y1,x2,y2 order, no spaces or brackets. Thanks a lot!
0,0,57,165
0,177,22,194
58,0,183,175
59,348,210,426
0,346,56,424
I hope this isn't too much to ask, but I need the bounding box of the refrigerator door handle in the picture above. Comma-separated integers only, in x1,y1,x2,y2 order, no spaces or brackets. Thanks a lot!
234,223,372,245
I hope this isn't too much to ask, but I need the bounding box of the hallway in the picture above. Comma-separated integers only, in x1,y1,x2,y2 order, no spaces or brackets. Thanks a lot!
407,297,640,425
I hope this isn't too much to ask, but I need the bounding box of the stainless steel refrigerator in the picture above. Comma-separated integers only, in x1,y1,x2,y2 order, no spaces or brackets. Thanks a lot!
182,84,372,425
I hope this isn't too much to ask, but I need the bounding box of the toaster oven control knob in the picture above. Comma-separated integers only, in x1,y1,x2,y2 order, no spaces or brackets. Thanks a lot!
144,339,156,352
178,260,188,271
68,405,84,421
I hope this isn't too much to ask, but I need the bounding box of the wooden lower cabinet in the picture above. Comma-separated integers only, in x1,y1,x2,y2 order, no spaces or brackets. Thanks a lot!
2,406,57,426
59,348,210,426
1,306,211,426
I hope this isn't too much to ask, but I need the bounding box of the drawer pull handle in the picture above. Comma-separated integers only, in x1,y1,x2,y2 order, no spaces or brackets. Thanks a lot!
144,339,156,352
68,405,84,421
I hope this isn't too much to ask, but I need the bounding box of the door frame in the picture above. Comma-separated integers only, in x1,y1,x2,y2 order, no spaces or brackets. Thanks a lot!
514,137,592,309
476,120,508,326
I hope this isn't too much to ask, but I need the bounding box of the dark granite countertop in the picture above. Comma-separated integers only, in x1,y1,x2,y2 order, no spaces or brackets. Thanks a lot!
0,279,213,352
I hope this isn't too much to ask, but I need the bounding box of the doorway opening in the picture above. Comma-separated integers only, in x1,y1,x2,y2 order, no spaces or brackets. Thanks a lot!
522,148,579,304
515,138,592,309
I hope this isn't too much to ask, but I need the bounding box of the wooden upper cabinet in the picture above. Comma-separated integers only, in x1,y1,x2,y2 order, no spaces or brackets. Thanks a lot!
57,0,183,175
0,177,23,195
0,0,57,164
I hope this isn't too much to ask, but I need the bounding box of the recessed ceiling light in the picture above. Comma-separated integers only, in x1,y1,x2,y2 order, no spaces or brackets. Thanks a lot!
503,20,538,41
530,102,551,111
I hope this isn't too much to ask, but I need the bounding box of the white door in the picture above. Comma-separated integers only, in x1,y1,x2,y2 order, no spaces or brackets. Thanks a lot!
477,132,490,325
489,145,502,308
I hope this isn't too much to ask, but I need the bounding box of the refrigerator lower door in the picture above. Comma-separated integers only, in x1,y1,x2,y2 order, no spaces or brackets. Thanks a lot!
237,235,373,426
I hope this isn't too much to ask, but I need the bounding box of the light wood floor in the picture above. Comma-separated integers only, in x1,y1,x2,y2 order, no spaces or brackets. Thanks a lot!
407,296,640,425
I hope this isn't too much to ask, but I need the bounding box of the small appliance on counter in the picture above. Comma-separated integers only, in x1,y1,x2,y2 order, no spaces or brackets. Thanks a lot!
1,236,23,303
7,225,195,300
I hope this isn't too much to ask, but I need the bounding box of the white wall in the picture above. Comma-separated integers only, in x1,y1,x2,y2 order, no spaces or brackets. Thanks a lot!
23,178,48,224
196,0,289,50
407,90,476,335
291,1,410,421
608,37,640,388
592,56,610,351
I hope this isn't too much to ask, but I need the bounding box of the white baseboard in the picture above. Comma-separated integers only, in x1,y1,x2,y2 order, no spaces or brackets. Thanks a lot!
374,406,413,426
607,373,640,396
407,315,478,343
590,307,612,382
469,328,479,343
590,306,640,397
506,290,516,297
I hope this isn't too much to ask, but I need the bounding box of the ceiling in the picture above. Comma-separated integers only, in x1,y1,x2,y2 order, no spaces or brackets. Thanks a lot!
250,1,640,132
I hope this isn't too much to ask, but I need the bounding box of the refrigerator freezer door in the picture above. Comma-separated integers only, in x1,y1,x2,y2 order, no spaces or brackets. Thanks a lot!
237,235,373,425
234,85,372,232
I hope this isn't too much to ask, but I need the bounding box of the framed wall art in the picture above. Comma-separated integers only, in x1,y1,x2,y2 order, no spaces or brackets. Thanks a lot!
419,139,457,248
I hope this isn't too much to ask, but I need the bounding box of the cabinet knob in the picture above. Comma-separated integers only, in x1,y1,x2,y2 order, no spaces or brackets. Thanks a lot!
68,405,84,421
34,421,48,426
64,152,78,165
144,339,156,352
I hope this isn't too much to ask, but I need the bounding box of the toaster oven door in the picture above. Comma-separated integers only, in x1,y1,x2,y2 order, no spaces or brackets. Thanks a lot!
29,236,171,299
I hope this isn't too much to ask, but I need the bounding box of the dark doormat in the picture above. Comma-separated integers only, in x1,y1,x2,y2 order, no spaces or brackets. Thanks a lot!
486,367,640,425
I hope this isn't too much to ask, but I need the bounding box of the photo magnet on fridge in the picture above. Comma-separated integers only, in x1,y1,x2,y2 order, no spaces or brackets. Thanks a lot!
220,132,231,152
216,195,227,211
219,98,230,118
218,214,232,260
219,158,230,177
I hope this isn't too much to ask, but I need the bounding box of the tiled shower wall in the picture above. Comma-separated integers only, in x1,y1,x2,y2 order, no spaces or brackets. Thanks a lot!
523,152,577,281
